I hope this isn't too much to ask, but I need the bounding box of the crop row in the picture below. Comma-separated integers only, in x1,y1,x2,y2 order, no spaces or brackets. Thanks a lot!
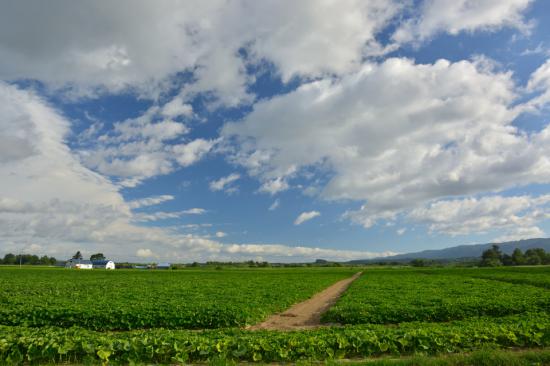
425,267,550,289
467,267,550,289
1,313,548,364
322,269,550,325
0,268,357,330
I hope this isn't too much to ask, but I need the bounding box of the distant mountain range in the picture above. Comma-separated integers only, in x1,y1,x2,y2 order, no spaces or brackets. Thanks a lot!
349,238,550,263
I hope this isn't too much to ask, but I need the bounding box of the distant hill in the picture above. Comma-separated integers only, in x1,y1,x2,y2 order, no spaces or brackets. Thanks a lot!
350,238,550,263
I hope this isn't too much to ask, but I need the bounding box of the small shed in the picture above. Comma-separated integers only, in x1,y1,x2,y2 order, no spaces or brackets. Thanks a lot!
92,260,116,270
157,263,171,269
65,259,93,269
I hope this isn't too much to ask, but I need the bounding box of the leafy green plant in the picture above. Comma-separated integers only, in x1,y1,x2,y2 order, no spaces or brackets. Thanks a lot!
0,313,549,364
1,266,549,365
0,267,357,330
323,268,550,325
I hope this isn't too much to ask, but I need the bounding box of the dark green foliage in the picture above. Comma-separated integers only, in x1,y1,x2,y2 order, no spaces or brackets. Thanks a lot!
2,253,16,265
525,248,549,265
0,313,549,364
480,245,503,266
89,253,106,261
512,248,526,265
480,245,550,267
410,259,435,267
0,253,56,265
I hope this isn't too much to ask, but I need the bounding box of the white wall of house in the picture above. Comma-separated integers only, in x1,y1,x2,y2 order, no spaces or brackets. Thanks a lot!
66,259,115,269
65,259,93,269
93,261,116,270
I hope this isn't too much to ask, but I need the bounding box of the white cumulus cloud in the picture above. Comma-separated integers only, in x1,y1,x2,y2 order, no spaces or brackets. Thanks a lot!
173,139,215,167
161,97,193,118
393,0,533,44
128,195,175,209
209,173,240,193
136,248,155,258
224,57,550,228
0,82,390,263
182,208,207,215
78,105,214,185
294,211,321,225
0,1,406,105
494,226,546,243
409,194,550,236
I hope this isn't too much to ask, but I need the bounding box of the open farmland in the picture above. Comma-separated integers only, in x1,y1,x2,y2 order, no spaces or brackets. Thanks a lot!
1,266,549,364
0,267,356,330
463,266,550,289
322,267,550,324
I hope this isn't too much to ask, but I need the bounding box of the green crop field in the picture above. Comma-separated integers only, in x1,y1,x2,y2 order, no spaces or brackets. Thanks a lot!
1,266,549,365
465,266,550,289
0,267,356,330
322,267,550,324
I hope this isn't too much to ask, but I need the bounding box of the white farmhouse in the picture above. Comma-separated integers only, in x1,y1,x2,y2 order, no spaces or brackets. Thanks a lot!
92,260,116,270
65,259,93,269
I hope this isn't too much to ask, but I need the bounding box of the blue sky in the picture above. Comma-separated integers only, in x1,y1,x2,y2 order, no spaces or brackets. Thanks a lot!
1,0,550,262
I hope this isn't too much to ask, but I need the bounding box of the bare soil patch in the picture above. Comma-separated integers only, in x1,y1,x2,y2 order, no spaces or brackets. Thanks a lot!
247,271,362,331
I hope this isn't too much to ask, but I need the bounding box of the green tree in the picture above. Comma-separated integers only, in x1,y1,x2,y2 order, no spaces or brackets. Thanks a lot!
511,248,525,265
480,245,502,267
17,254,39,265
72,251,83,260
411,259,433,267
90,253,106,261
2,253,16,265
1,253,56,266
501,254,514,266
525,248,544,265
526,253,542,265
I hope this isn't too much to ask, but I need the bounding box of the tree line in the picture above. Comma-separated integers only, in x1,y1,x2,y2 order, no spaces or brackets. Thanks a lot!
0,253,57,265
71,251,106,261
481,245,550,266
1,251,108,266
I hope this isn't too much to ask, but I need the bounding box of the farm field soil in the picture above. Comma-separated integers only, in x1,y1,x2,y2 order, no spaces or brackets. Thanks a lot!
249,271,362,330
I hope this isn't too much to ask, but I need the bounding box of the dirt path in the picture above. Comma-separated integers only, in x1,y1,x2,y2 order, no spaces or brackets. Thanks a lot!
248,271,362,331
